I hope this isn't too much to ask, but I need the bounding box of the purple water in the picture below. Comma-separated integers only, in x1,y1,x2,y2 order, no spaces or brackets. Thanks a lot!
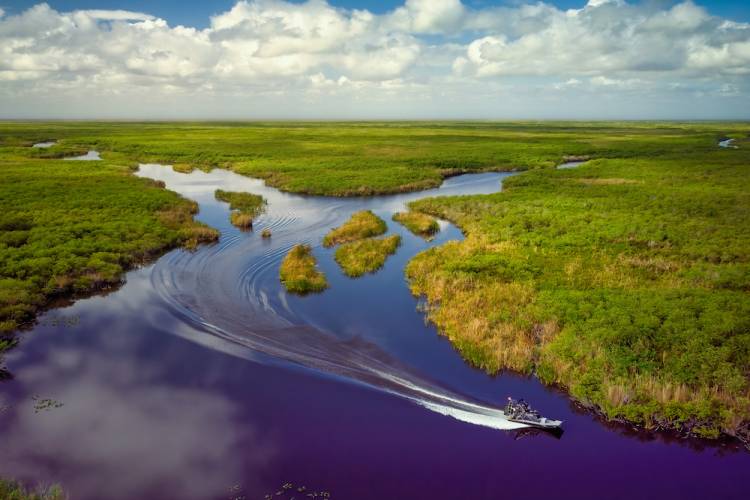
0,164,747,500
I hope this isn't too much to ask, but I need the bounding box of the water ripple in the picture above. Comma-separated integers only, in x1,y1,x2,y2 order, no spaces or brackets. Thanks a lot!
137,163,527,431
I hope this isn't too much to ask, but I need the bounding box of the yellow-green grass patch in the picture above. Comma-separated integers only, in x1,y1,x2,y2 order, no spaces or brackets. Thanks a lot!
323,210,386,247
392,211,440,239
215,189,266,229
280,244,328,294
335,235,401,277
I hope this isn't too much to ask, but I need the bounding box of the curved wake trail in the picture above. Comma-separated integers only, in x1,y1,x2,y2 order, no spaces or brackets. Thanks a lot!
138,164,527,432
150,253,526,431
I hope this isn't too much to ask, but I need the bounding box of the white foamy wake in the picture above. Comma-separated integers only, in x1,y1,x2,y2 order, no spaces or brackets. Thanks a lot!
150,272,527,432
377,372,528,430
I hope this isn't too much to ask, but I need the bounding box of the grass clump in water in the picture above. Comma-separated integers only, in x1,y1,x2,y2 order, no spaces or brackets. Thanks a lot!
392,211,440,239
215,189,266,229
280,244,328,294
171,163,194,174
0,478,65,500
323,210,386,247
335,235,401,278
229,211,254,229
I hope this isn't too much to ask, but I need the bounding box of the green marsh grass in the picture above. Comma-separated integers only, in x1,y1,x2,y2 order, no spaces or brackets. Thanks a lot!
0,156,218,335
2,121,749,441
323,210,386,247
392,211,440,239
0,478,65,500
335,235,401,277
406,146,750,441
214,189,266,229
171,163,194,174
280,244,328,294
7,121,743,197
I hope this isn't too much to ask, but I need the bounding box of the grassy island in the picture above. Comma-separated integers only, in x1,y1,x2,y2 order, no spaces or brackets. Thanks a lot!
393,211,440,239
214,189,266,229
335,235,401,277
171,164,194,174
406,143,750,442
280,244,328,294
323,210,387,247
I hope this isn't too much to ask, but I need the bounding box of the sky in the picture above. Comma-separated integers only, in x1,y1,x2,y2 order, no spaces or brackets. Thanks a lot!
0,0,748,119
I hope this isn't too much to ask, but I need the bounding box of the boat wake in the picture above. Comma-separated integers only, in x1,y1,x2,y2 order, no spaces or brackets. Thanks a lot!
151,256,526,431
139,163,527,432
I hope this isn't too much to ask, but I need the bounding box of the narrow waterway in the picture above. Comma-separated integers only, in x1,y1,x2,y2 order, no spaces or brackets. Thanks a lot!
63,150,101,160
0,160,747,500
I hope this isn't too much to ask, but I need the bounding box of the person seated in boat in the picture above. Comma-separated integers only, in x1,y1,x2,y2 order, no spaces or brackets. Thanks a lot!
505,397,523,417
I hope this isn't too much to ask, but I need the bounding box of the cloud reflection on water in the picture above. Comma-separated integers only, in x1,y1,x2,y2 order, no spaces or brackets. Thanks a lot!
1,327,277,499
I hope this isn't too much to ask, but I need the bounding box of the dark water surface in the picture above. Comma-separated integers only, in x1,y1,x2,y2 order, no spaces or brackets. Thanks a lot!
1,163,748,499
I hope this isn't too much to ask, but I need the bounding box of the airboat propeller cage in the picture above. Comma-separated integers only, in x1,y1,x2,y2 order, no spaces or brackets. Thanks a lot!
504,398,563,430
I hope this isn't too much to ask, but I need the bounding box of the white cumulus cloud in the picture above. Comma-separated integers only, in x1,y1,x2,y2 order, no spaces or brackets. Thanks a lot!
456,1,750,78
0,0,747,119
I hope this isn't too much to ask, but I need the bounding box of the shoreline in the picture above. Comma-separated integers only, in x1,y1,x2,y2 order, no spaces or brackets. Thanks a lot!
3,126,747,452
403,144,749,448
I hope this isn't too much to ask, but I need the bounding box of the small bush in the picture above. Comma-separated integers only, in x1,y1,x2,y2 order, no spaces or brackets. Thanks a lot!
0,230,30,248
0,214,33,231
